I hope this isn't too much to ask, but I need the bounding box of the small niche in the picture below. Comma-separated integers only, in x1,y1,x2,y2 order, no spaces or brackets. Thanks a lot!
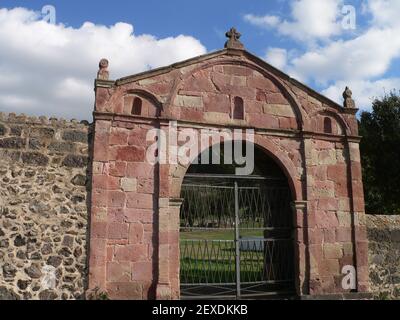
131,97,143,116
324,117,333,134
233,97,244,120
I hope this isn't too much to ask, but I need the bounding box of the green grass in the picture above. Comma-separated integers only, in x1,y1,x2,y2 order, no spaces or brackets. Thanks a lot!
180,230,266,284
180,229,264,241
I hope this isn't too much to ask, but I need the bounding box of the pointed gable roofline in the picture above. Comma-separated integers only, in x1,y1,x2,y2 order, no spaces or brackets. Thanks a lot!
111,48,343,112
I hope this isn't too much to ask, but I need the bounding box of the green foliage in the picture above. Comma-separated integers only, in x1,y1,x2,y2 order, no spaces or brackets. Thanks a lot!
359,92,400,214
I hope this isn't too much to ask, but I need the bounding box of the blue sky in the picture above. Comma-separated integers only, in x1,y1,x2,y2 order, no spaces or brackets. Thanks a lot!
1,0,399,119
1,0,293,55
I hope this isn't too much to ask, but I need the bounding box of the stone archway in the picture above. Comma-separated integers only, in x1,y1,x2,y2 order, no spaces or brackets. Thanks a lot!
89,39,369,300
177,143,297,299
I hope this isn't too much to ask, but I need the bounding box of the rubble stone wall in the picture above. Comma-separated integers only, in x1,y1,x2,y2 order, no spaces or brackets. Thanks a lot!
0,113,91,300
367,215,400,300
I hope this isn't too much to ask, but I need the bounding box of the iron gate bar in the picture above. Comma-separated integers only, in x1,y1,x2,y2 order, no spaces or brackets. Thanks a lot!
180,174,295,299
184,173,286,181
235,181,241,299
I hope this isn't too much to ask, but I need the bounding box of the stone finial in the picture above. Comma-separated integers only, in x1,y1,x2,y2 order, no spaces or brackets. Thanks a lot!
343,86,356,109
224,27,244,50
97,58,109,80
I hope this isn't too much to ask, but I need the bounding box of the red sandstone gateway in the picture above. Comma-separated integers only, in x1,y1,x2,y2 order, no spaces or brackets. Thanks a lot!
88,29,368,300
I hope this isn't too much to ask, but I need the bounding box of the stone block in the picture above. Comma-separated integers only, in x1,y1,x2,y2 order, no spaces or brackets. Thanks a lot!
132,262,153,282
174,95,203,108
106,262,131,282
126,193,154,209
121,178,137,192
109,162,127,177
62,130,88,143
263,104,295,117
323,244,343,259
107,223,129,240
114,146,145,162
107,282,143,300
203,94,230,113
110,128,129,145
0,137,25,149
129,223,144,244
126,162,154,179
265,93,289,105
114,244,147,262
247,75,276,91
22,152,49,166
30,127,55,139
62,154,88,168
318,150,337,165
336,227,353,242
108,191,126,208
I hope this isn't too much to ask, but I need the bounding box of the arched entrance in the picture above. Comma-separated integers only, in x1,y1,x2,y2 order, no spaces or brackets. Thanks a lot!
179,144,296,299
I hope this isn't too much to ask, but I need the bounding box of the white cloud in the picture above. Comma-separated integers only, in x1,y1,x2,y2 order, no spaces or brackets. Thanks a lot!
323,78,400,110
0,7,207,120
245,0,400,111
289,27,400,85
245,0,344,42
244,14,281,29
365,0,400,28
264,48,288,70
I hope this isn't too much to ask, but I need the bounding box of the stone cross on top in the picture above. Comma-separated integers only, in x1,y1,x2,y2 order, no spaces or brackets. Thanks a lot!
225,27,244,50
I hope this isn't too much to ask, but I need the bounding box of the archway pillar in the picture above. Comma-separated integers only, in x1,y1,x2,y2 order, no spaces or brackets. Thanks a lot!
156,197,183,300
292,200,309,296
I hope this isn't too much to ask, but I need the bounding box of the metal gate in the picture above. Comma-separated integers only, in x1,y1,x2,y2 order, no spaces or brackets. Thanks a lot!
180,174,295,299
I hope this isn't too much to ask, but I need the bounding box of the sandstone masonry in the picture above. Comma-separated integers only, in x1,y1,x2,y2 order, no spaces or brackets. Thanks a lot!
0,32,399,300
0,116,398,300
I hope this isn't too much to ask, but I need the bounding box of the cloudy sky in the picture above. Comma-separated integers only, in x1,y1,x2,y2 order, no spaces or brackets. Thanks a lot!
0,0,399,120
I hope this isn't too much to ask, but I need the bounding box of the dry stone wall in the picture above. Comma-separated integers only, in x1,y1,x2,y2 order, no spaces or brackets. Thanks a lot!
367,215,400,300
0,113,91,300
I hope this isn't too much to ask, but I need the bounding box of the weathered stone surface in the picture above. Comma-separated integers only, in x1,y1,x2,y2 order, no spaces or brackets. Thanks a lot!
47,256,63,268
22,152,49,166
174,95,203,108
0,117,90,300
30,128,55,139
62,155,88,168
39,290,58,300
121,178,137,192
17,280,30,290
29,200,51,215
0,137,25,149
3,264,17,278
29,138,44,150
25,265,42,279
71,174,87,186
0,287,19,300
0,124,6,136
62,130,88,143
49,142,75,153
14,235,26,247
368,215,400,299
